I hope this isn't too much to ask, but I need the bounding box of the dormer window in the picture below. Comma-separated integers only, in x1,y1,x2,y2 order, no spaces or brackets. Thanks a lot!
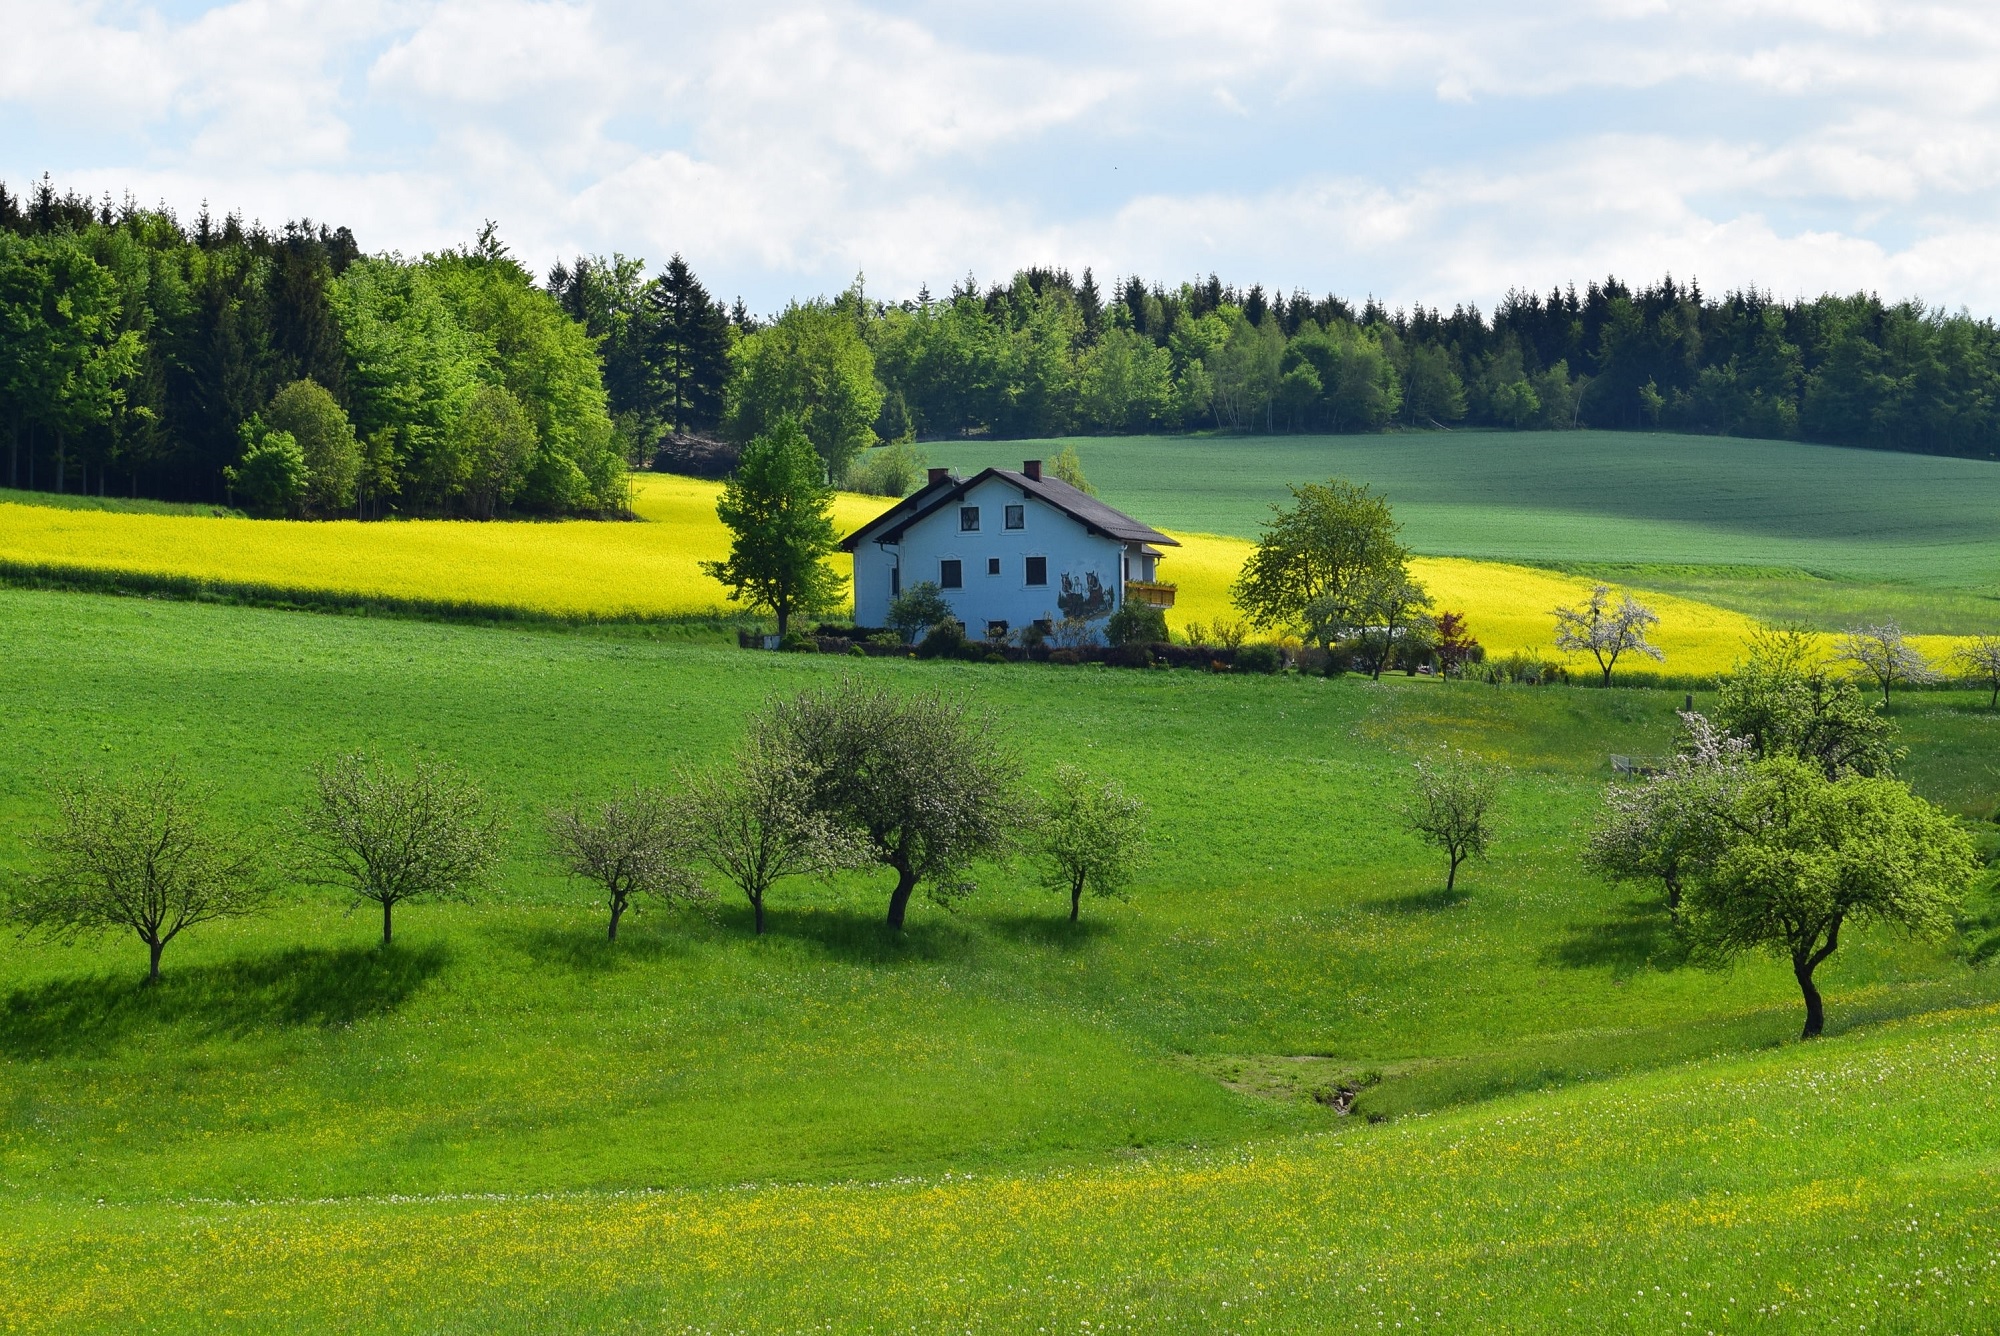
1004,505,1024,530
959,506,980,531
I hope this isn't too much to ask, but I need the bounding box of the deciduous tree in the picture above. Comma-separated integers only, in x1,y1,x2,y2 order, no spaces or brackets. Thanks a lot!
1034,765,1148,921
1552,584,1664,685
1584,714,1750,917
1714,625,1900,779
763,682,1021,930
1401,746,1501,892
1953,633,2000,709
301,754,499,945
1834,621,1938,706
1351,569,1434,680
6,764,265,983
264,377,360,515
1433,611,1481,678
724,300,882,480
677,734,868,934
886,580,953,642
1681,758,1975,1038
546,786,706,941
703,416,846,637
1232,478,1407,644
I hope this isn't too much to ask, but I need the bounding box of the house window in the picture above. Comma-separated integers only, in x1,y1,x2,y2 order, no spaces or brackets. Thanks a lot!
890,566,900,597
940,559,963,589
986,620,1008,638
986,557,1000,576
959,506,980,532
1004,504,1024,530
1024,556,1047,586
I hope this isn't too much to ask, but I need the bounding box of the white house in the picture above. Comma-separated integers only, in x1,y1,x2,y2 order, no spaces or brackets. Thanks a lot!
842,460,1179,636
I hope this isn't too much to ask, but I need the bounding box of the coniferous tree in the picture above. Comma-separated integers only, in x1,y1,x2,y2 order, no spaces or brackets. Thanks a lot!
643,255,730,434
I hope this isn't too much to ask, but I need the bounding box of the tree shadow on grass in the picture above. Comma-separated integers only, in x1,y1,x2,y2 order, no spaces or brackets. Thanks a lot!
764,906,976,965
982,913,1116,951
1540,897,1689,977
1364,886,1471,914
493,919,704,973
0,943,449,1060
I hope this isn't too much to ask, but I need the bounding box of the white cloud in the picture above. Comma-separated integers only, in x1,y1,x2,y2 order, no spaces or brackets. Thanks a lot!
5,0,2000,313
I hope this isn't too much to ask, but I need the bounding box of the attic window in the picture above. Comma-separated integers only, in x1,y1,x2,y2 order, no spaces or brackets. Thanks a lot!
1004,504,1024,530
959,506,980,532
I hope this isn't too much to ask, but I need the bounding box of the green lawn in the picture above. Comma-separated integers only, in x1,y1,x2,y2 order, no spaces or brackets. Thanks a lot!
1,587,1997,1329
930,431,2000,629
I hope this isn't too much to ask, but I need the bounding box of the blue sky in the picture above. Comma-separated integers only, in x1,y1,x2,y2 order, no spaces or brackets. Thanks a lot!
6,1,2000,316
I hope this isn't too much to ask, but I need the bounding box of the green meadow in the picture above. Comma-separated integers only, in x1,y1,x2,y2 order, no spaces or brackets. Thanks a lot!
2,586,1999,1329
932,431,2000,631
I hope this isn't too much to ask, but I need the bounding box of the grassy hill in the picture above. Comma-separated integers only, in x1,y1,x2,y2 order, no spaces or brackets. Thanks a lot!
1,586,1997,1328
930,431,2000,632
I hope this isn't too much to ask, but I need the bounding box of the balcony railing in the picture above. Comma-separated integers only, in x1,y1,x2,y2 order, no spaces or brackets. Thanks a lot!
1125,580,1177,608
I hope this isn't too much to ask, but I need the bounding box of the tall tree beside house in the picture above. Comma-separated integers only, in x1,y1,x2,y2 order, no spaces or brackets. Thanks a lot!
643,255,731,434
703,415,846,637
1232,478,1408,645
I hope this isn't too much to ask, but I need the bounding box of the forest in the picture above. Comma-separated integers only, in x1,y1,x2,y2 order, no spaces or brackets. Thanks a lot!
6,174,2000,514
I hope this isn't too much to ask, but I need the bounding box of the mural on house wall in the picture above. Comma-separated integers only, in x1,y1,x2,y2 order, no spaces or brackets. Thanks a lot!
1058,571,1113,621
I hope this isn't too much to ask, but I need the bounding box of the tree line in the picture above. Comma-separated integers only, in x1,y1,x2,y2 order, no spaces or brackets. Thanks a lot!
13,173,2000,519
4,683,1149,980
552,261,2000,493
0,178,623,515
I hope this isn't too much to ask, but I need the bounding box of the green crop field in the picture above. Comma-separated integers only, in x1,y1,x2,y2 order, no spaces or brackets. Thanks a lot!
2,586,1999,1329
931,431,2000,632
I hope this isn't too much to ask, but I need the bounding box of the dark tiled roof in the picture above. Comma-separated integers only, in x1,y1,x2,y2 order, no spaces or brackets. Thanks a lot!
840,468,1179,551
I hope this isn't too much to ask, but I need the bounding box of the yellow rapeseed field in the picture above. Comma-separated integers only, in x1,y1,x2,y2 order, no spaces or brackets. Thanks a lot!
0,475,881,621
0,474,1964,673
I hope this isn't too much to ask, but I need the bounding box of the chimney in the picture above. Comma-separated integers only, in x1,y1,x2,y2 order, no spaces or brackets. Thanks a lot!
1022,459,1042,481
927,467,950,486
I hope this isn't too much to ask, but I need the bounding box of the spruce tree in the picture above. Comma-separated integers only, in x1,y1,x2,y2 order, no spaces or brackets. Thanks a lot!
643,255,730,434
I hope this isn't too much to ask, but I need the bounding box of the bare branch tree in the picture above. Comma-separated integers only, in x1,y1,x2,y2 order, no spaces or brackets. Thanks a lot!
301,754,500,945
1551,584,1664,686
1034,765,1149,922
1834,621,1938,706
547,787,708,941
1401,746,1501,893
1952,633,2000,709
677,735,869,935
6,763,265,982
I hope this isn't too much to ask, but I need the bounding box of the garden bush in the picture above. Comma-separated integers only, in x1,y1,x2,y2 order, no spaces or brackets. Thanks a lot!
1107,602,1169,647
916,620,970,659
1235,644,1283,674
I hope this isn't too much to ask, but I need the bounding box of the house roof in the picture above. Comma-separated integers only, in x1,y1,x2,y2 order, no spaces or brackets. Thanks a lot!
839,468,1180,552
